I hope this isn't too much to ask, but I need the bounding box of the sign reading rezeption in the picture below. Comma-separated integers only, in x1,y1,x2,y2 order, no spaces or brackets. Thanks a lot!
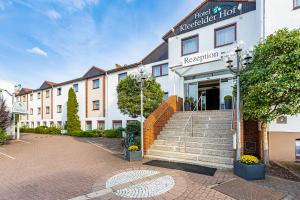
182,50,221,67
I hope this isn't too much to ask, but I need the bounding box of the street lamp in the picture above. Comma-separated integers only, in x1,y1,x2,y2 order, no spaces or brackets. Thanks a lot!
0,84,22,139
138,63,146,158
224,41,252,161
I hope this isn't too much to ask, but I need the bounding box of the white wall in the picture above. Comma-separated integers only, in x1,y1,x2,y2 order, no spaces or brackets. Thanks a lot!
0,80,15,110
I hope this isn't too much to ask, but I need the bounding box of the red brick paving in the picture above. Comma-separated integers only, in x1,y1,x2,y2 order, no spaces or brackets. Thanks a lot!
0,133,297,200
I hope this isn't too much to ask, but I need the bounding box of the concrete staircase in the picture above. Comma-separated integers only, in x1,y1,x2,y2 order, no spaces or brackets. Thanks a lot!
145,110,234,169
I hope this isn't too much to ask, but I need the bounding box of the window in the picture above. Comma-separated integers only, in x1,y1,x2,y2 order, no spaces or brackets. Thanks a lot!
97,120,105,129
46,90,50,98
152,63,168,77
73,84,78,92
118,72,127,82
43,121,47,126
182,35,198,56
50,121,54,127
57,105,62,113
22,95,26,102
92,100,100,110
31,122,34,128
37,92,41,99
37,121,40,127
57,88,62,96
57,121,62,128
163,92,169,101
37,107,41,114
294,0,300,8
113,120,122,129
30,108,33,115
46,106,50,114
93,79,100,89
215,24,236,48
30,94,33,101
86,121,92,130
296,139,300,161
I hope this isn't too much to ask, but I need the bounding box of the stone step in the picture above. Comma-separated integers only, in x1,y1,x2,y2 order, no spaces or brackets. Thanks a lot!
155,137,233,150
147,149,234,166
153,139,233,150
158,132,234,139
154,137,233,145
163,123,232,130
150,144,234,157
167,119,232,124
144,155,233,169
157,134,233,144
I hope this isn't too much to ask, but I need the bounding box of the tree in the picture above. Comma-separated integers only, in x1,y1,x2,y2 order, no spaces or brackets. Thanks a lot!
67,88,81,133
0,101,11,130
117,74,164,118
240,28,300,164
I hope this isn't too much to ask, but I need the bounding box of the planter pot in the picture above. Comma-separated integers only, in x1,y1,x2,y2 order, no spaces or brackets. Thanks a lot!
224,99,232,109
125,150,142,161
184,103,191,111
234,161,266,180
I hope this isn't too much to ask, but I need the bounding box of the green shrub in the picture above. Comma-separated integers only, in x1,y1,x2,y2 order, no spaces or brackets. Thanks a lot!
125,121,141,136
224,95,232,101
103,128,123,138
69,130,100,137
0,128,8,145
20,126,61,135
46,126,61,135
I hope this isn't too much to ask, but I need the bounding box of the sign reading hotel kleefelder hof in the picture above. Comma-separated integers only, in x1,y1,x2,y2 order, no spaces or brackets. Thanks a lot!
164,1,256,39
182,50,221,67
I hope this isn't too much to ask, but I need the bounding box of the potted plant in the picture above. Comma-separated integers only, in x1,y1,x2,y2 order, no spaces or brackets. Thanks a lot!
125,145,142,161
184,97,195,111
234,155,266,180
224,95,232,109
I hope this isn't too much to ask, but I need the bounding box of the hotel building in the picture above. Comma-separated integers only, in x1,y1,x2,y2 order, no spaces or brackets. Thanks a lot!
16,0,300,166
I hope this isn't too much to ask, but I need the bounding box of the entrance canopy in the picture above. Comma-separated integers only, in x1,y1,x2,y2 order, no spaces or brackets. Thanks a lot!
12,102,28,115
172,60,230,78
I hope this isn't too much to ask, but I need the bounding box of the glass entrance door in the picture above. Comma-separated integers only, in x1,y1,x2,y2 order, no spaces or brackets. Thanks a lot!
184,82,198,111
199,91,206,111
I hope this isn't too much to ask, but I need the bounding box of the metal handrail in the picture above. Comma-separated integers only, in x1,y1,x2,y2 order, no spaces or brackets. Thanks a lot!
183,96,202,152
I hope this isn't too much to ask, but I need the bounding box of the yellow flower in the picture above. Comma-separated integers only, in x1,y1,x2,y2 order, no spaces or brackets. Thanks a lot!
128,145,139,151
240,155,259,165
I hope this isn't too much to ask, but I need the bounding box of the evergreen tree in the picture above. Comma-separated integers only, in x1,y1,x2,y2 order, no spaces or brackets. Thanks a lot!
67,88,81,133
0,101,11,130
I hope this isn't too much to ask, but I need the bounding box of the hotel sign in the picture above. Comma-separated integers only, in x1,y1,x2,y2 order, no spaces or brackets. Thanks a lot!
182,50,221,67
164,1,256,39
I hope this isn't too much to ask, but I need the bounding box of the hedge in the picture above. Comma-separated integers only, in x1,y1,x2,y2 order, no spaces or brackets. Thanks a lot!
103,128,123,138
20,126,61,135
68,130,102,137
0,128,8,145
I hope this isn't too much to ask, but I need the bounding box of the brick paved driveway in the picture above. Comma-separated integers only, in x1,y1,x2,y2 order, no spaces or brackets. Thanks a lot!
0,133,298,200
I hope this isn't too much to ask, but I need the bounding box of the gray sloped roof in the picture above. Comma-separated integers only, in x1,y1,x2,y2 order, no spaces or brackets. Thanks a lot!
142,42,168,65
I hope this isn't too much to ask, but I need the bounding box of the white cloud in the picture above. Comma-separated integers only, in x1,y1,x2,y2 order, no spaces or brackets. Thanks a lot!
46,10,61,20
27,47,48,57
56,0,99,11
0,0,12,11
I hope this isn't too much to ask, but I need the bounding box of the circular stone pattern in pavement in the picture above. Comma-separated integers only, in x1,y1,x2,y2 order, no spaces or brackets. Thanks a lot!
105,170,175,198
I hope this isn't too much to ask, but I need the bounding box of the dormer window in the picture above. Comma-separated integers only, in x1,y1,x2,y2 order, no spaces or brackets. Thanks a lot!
182,35,198,56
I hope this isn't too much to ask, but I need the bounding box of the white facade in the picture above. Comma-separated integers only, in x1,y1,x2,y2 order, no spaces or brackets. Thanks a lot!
16,0,300,134
0,80,15,110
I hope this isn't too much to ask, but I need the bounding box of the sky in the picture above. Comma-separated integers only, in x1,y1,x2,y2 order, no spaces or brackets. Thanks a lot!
0,0,200,89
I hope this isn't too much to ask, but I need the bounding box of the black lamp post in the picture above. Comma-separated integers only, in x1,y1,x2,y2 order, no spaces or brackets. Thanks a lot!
224,42,252,161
